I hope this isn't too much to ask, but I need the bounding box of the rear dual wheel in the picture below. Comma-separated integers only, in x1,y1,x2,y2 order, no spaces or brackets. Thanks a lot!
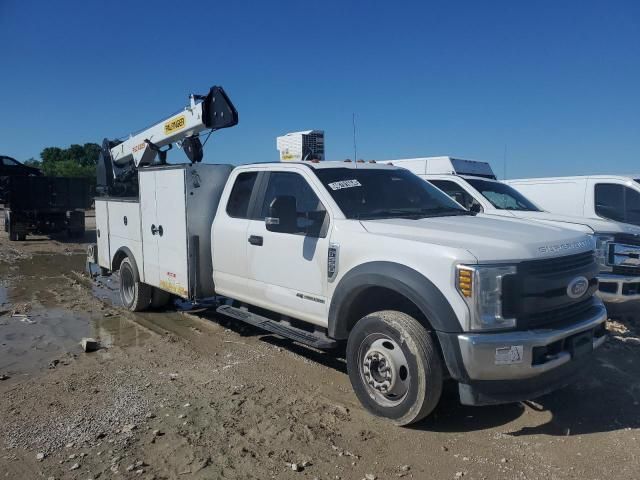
346,310,443,426
119,257,152,312
119,257,172,311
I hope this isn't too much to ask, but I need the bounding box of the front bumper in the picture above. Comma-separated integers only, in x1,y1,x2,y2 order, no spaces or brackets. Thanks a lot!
438,300,607,406
597,273,640,303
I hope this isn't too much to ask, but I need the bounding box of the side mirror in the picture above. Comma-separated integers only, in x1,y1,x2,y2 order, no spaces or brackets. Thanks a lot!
266,195,298,233
470,203,483,214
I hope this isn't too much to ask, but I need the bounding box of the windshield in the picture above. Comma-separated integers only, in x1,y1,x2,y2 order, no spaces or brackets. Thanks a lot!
314,167,471,220
466,178,540,211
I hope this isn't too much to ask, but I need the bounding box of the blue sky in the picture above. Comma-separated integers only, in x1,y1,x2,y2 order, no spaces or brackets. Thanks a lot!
1,0,638,178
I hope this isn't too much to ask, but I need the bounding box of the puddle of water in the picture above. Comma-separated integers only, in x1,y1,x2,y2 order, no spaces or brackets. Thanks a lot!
0,308,92,378
93,315,151,348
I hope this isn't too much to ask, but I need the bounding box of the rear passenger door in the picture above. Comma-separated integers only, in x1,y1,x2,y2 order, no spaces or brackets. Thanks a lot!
212,171,261,302
246,170,330,326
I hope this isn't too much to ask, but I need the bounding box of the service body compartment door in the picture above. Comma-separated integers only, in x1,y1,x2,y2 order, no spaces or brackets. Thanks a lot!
140,171,160,288
155,169,189,298
95,200,110,269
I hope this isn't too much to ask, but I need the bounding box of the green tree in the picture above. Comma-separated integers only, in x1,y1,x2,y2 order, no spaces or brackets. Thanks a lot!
39,143,100,182
23,157,41,168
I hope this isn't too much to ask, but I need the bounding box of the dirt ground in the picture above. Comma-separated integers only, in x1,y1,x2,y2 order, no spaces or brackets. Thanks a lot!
1,210,639,480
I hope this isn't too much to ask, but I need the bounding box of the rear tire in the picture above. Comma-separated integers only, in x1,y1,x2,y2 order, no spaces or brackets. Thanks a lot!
150,288,172,309
346,310,443,426
119,257,151,312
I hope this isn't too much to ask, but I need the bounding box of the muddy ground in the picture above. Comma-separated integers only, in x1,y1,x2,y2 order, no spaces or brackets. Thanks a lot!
0,210,639,480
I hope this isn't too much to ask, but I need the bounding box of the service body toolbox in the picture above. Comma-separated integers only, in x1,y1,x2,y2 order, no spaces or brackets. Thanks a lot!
95,164,232,299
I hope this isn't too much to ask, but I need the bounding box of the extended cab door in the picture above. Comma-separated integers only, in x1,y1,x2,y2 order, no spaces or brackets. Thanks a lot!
211,170,261,302
246,170,331,326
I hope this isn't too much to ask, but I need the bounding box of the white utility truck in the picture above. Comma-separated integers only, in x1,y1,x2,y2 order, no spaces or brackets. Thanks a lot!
383,157,640,305
89,88,607,425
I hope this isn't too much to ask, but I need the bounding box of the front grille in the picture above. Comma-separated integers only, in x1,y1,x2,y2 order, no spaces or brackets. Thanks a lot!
520,251,595,276
613,265,640,277
504,251,599,330
518,298,595,329
614,234,640,247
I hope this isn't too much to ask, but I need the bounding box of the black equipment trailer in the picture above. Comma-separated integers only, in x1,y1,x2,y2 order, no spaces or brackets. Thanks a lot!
2,176,92,241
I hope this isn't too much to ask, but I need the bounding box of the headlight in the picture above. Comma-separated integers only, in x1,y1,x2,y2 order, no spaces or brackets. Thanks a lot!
594,234,614,272
456,264,517,331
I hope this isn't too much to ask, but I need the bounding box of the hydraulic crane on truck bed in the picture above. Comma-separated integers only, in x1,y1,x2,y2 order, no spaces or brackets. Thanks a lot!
97,86,238,196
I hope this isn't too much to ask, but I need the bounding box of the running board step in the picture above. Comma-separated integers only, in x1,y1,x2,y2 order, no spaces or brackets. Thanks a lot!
216,305,338,349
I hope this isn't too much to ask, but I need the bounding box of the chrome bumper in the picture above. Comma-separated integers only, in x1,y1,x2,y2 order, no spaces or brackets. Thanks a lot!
597,273,640,303
457,302,607,381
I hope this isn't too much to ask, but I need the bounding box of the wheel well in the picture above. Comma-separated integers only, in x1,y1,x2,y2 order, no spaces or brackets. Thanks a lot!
342,286,433,335
111,249,128,271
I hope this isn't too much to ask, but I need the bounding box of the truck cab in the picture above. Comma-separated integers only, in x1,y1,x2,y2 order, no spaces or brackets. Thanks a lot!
383,157,640,306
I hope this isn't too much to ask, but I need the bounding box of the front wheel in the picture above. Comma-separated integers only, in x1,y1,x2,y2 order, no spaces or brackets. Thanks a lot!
346,310,443,426
119,257,151,311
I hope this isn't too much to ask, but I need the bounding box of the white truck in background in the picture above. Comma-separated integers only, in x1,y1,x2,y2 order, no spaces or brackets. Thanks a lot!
89,88,607,425
383,157,640,306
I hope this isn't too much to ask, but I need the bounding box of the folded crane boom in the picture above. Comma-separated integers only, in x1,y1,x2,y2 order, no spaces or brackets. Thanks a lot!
97,85,237,196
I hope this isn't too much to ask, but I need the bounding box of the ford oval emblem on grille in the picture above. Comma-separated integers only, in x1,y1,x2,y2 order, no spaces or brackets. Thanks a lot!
567,276,589,299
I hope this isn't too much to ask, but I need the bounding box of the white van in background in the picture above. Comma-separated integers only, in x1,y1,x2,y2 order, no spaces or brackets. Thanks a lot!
505,175,640,227
381,157,640,305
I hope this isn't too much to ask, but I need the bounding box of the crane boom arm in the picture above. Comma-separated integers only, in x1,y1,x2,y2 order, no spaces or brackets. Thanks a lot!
97,85,238,196
111,86,238,168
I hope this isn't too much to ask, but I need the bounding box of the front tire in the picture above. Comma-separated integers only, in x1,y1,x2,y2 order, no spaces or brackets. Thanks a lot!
119,257,151,311
346,310,443,426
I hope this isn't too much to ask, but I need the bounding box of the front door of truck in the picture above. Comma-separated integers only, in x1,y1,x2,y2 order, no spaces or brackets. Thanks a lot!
246,170,330,326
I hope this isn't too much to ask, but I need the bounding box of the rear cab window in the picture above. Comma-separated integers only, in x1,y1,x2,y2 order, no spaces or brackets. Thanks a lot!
226,172,258,218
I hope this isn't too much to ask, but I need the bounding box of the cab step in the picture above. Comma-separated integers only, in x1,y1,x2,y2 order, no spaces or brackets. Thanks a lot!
216,305,338,349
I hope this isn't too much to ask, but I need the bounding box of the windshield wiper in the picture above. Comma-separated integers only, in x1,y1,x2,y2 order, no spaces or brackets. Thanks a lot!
358,207,473,220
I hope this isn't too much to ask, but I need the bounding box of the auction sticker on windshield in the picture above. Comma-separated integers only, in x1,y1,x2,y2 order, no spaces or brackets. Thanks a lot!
328,179,362,190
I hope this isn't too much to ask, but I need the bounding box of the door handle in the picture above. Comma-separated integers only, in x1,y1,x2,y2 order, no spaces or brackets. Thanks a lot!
158,225,163,237
151,224,158,235
248,235,263,246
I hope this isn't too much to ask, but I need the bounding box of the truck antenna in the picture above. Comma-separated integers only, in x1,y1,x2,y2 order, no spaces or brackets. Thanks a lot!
352,113,358,166
502,144,508,180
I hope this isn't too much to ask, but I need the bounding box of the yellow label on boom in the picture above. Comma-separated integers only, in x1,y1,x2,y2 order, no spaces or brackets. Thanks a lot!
164,115,186,135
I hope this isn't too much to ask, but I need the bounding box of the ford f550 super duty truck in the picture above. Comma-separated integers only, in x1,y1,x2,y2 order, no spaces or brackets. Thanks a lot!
382,157,640,306
88,86,607,425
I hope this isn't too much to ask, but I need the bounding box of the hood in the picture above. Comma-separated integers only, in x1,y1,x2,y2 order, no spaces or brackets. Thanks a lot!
511,211,640,236
360,215,594,263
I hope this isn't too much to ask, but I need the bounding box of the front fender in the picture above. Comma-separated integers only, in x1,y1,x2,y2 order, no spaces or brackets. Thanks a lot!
328,261,462,339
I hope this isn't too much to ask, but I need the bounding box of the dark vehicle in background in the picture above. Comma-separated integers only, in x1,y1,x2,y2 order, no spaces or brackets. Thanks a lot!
0,156,43,204
1,156,91,241
0,155,43,177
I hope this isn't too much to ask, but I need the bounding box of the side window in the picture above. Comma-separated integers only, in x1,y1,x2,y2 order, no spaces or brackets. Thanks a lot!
595,184,625,222
429,180,479,211
625,187,640,225
261,172,328,237
226,172,258,218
